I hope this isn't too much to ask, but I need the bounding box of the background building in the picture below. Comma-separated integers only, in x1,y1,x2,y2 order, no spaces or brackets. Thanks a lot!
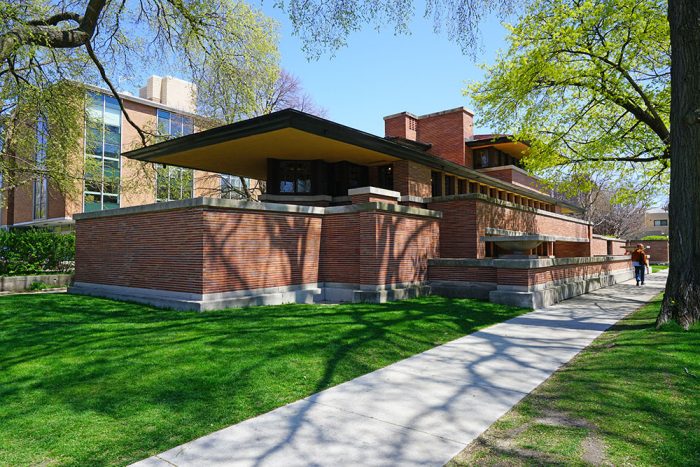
1,76,253,230
642,207,669,237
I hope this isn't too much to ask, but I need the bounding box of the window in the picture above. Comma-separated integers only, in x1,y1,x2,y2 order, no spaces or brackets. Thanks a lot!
444,175,455,196
279,161,312,194
32,116,49,219
458,179,467,194
155,109,194,201
156,165,193,202
221,174,250,199
377,165,393,191
431,171,443,197
84,92,121,212
157,109,194,139
653,219,668,226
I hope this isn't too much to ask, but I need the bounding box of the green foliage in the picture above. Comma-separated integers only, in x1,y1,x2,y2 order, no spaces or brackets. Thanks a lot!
0,294,528,465
470,0,670,200
0,229,74,275
27,281,50,291
1,0,282,197
641,235,669,241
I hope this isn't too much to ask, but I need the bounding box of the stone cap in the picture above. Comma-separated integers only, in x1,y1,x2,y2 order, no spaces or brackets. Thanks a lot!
429,255,630,269
347,186,401,200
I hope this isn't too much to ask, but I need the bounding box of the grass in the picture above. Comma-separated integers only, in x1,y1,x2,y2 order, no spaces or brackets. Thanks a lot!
0,293,528,466
449,294,700,466
652,264,669,273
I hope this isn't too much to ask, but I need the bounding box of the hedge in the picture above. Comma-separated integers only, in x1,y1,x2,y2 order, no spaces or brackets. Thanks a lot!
641,235,669,241
0,229,75,276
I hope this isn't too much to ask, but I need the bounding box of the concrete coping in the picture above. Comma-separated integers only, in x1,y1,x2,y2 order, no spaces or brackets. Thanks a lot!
399,195,430,204
347,186,401,199
73,197,443,220
429,255,630,269
429,193,592,226
481,234,589,243
592,234,623,241
259,194,333,202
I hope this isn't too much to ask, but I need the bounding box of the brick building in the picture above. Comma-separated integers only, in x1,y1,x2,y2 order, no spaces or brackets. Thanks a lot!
1,75,252,230
70,106,632,310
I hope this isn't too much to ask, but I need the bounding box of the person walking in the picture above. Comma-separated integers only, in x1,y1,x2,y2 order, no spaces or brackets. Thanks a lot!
631,244,650,286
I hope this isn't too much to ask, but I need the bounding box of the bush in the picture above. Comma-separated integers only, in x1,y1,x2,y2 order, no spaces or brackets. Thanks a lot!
0,229,75,276
28,281,51,291
641,235,669,241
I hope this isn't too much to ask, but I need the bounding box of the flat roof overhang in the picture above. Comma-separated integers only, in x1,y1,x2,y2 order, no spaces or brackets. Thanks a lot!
123,109,581,213
466,138,530,159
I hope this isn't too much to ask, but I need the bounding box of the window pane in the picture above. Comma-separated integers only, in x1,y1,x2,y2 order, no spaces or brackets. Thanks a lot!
171,114,183,137
103,195,119,210
105,124,120,145
183,118,194,135
84,193,101,212
157,109,171,136
104,143,120,159
103,159,120,194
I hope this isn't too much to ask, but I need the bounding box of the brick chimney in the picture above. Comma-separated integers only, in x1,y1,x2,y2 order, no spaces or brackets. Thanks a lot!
384,112,419,141
384,107,474,166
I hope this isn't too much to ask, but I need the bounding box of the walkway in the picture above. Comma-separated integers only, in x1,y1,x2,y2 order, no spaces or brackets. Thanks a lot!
133,272,666,467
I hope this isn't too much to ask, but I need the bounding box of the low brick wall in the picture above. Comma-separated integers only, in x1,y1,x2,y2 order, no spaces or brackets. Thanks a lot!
628,239,669,264
429,256,633,308
71,198,441,310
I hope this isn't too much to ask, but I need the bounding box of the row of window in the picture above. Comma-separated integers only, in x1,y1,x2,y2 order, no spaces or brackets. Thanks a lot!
31,93,250,220
431,170,556,212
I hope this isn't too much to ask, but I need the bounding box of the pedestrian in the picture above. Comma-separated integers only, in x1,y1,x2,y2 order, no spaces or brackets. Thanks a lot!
630,244,649,286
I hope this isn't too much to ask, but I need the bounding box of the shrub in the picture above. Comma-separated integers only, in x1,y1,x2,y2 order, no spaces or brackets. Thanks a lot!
0,229,75,276
641,235,669,241
28,281,51,291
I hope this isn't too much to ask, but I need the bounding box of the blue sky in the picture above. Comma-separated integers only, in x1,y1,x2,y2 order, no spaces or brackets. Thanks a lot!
256,3,509,136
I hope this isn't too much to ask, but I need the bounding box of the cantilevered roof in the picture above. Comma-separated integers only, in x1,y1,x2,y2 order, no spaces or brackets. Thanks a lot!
467,135,530,159
123,109,581,212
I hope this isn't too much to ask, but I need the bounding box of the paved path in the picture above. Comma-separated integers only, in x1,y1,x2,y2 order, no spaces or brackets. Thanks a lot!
133,272,666,467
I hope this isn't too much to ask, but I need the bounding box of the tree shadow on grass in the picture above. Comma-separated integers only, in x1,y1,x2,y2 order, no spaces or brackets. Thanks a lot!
0,292,526,466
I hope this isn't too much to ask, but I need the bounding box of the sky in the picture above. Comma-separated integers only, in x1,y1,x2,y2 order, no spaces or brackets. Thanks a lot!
253,3,509,137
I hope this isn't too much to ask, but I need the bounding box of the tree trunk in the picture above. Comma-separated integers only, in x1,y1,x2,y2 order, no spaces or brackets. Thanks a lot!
657,0,700,329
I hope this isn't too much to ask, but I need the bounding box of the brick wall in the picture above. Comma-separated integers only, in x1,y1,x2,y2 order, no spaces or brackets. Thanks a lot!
496,259,631,287
320,213,361,283
428,265,497,283
75,203,440,296
428,196,590,259
360,211,440,286
629,239,669,264
393,160,432,198
203,209,322,293
417,110,472,166
75,208,205,293
590,237,609,256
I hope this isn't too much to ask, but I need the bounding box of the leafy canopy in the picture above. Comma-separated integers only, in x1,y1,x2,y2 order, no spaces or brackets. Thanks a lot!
0,0,279,196
470,0,670,202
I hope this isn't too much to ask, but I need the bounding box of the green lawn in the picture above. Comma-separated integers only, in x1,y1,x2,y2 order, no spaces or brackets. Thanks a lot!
652,264,670,273
449,295,700,466
0,293,528,466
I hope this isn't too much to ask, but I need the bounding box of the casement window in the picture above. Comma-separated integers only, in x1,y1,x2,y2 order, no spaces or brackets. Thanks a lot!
278,161,312,194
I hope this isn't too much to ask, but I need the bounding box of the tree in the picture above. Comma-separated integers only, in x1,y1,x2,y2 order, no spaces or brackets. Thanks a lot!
657,0,700,329
469,0,670,200
0,0,278,199
556,175,648,239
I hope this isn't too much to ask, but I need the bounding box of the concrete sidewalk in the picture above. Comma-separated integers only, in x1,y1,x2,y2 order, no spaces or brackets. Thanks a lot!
133,272,667,467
